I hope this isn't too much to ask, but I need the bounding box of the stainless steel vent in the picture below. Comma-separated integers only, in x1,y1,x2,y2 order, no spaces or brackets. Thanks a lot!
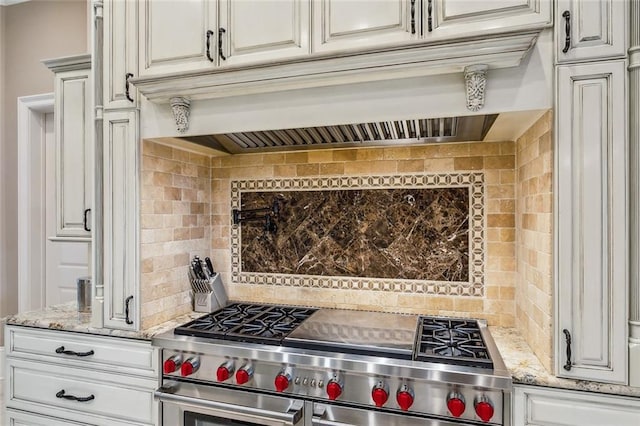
182,114,497,154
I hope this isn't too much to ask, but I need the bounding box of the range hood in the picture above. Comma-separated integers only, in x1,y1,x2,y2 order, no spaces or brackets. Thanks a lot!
181,114,498,154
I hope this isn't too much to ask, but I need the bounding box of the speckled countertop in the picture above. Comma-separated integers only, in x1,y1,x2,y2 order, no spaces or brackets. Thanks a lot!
3,304,639,398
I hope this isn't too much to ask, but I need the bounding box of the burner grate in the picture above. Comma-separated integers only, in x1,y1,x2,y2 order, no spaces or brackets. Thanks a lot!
414,316,493,369
174,303,317,345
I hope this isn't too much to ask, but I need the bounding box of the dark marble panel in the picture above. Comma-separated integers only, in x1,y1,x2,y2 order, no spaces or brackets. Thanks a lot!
239,188,470,281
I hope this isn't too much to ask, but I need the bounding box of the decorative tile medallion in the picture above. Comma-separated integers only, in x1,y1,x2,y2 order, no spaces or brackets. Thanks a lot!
230,173,485,296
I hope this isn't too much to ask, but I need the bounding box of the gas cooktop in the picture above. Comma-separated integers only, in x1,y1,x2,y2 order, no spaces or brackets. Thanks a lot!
174,302,493,369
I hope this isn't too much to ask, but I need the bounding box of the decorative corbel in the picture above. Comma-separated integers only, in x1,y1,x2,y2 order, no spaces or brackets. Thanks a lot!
170,97,191,133
464,65,489,112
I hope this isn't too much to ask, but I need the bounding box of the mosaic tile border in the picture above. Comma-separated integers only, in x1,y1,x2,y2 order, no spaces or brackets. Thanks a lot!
230,173,485,296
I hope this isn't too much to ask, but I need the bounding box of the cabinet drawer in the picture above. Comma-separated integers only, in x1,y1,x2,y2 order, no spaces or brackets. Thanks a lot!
6,326,156,377
5,409,89,426
513,386,640,426
7,358,157,425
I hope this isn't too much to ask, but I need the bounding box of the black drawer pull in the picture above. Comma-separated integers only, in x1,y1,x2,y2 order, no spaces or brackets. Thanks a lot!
83,208,91,232
410,0,416,34
56,389,95,402
562,10,571,53
206,30,214,62
427,0,433,32
218,27,227,61
125,73,134,102
55,346,95,357
562,329,572,371
125,295,134,325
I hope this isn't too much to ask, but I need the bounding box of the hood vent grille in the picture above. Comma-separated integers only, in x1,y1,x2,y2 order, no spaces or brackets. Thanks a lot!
183,114,497,154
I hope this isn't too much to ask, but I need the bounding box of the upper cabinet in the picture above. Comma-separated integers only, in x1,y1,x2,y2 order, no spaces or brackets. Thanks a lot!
44,55,93,240
428,0,551,40
556,0,628,63
104,0,138,108
139,0,218,76
312,0,416,53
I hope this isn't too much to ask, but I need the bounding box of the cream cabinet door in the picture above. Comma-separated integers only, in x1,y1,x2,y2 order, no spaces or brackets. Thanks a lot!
54,67,92,239
139,0,218,76
103,110,139,330
219,0,310,66
428,0,551,39
104,0,138,108
312,0,418,53
555,0,628,63
556,61,627,384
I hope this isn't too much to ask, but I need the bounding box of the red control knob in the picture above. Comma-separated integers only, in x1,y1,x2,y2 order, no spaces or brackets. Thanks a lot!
163,359,177,374
217,366,230,382
475,400,494,423
180,357,199,377
274,374,290,392
396,390,414,411
447,397,466,418
236,369,250,385
326,381,343,400
372,387,389,407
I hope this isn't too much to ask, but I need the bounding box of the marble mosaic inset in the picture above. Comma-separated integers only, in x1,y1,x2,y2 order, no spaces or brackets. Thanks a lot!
231,174,485,296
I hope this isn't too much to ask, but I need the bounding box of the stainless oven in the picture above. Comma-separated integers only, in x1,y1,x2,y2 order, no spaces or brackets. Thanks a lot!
156,382,304,426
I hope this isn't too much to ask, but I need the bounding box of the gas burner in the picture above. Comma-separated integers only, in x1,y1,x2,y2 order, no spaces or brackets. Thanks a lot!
414,316,493,369
174,303,317,344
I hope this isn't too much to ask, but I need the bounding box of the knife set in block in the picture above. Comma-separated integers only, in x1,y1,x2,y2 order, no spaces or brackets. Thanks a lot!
189,256,228,312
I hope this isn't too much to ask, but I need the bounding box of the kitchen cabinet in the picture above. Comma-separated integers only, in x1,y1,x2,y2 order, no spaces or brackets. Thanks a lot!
102,110,140,330
45,56,93,240
512,385,640,426
104,0,138,109
4,326,158,425
555,60,628,384
555,0,628,63
138,0,218,76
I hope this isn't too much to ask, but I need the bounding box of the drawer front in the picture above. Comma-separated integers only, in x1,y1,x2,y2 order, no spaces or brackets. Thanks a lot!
5,409,90,426
7,326,156,376
7,358,157,425
514,386,640,426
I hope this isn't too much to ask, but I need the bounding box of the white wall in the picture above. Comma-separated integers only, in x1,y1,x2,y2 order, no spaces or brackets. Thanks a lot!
0,0,87,342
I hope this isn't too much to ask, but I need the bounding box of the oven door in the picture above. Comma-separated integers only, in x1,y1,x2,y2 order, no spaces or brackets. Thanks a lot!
156,381,304,426
312,403,478,426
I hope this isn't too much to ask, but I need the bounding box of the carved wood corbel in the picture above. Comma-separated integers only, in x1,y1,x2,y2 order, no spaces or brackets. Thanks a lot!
170,97,191,133
464,65,489,112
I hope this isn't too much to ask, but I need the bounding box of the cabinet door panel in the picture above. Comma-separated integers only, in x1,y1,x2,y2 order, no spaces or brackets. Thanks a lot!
556,61,627,384
220,0,310,65
556,0,627,62
103,111,139,330
104,0,138,108
139,0,217,76
55,69,92,238
312,0,415,53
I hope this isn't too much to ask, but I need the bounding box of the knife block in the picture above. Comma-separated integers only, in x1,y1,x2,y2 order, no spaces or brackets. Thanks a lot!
191,273,228,313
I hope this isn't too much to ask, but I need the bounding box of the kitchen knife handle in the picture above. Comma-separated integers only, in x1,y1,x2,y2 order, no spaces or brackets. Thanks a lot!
206,30,215,62
125,295,134,325
562,11,571,53
56,389,95,403
55,346,95,357
218,28,227,61
410,0,416,34
427,0,433,32
562,329,572,371
125,73,134,102
205,257,215,275
83,208,91,232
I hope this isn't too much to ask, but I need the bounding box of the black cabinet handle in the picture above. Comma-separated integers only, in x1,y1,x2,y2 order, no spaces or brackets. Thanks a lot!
410,0,416,34
125,295,134,325
427,0,433,32
206,30,214,62
562,329,572,371
562,10,571,53
56,389,95,402
55,346,95,357
83,208,91,232
218,27,227,61
125,73,134,102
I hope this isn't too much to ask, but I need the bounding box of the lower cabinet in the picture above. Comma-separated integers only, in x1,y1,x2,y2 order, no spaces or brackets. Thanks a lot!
513,385,640,426
4,325,158,426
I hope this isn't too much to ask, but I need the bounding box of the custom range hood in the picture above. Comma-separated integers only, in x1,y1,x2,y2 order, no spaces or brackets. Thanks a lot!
180,114,498,154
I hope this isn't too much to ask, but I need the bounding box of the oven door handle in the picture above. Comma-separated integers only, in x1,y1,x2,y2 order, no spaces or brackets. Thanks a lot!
155,389,303,426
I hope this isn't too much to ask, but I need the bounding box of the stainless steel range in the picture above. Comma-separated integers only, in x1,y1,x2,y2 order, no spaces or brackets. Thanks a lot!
153,303,512,426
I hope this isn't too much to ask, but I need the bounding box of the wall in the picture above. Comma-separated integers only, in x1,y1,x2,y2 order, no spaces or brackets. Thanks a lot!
515,111,553,371
0,0,87,325
140,141,212,329
0,4,6,322
210,142,518,327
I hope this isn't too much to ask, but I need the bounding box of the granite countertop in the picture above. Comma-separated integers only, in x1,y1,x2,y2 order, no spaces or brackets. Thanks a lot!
4,303,640,398
2,301,202,341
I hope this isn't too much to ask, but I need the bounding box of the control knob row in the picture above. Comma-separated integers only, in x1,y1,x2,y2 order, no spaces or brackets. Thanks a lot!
446,393,495,422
